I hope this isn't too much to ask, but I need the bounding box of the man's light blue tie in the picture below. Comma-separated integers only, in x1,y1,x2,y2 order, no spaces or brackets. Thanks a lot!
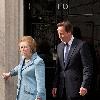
64,43,69,64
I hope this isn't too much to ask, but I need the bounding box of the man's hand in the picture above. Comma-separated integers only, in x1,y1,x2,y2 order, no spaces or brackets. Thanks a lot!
52,88,57,97
79,87,87,96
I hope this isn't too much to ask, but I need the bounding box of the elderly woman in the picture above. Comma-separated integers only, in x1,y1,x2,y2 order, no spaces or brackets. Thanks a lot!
2,36,46,100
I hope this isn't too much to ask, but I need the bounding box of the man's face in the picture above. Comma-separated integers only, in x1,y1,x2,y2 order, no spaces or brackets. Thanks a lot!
57,26,70,42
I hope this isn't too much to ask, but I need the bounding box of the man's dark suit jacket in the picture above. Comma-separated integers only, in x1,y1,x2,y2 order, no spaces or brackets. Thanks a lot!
53,38,93,98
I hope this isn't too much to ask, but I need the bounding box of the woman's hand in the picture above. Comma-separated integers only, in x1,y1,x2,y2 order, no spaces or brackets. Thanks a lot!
2,72,11,80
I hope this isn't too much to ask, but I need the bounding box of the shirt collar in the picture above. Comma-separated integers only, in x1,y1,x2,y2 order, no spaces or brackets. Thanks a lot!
63,35,74,46
68,35,74,46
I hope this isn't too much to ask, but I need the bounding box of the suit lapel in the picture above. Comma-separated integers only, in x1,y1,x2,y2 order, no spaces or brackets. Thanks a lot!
19,58,25,80
65,38,78,68
58,42,65,69
22,60,33,71
22,52,37,71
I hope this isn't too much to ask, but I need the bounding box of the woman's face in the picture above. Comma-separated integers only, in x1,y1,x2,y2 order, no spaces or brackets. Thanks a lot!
19,41,32,59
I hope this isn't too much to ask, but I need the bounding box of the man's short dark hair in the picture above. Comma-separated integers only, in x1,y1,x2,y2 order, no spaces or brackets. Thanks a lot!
57,20,73,33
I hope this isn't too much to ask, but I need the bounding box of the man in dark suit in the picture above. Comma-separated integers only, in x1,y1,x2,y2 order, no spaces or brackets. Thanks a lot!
52,20,93,100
